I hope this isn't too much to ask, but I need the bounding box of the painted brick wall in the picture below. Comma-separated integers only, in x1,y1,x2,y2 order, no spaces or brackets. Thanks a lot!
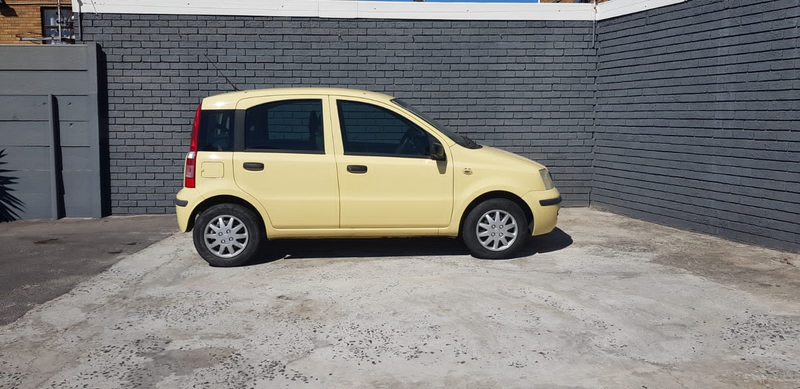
79,15,597,214
78,2,799,253
593,0,800,251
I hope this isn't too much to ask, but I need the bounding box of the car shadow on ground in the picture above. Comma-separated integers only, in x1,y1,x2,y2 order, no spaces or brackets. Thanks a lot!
246,228,573,266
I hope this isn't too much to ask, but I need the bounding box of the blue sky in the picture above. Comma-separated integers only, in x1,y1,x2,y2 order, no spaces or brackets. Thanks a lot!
371,0,540,3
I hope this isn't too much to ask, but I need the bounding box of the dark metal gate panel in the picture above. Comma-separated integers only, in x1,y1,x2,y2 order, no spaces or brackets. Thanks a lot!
0,44,104,220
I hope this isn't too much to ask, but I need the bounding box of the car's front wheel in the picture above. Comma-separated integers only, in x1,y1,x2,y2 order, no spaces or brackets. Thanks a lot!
193,203,263,267
462,198,528,259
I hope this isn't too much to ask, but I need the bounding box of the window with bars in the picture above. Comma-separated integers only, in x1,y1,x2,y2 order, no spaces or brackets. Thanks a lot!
41,7,74,44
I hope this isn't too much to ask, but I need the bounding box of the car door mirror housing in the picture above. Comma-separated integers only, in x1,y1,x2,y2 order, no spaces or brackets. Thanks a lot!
430,141,446,161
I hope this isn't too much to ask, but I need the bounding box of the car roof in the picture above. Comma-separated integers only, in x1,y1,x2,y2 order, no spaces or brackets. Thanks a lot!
201,87,396,109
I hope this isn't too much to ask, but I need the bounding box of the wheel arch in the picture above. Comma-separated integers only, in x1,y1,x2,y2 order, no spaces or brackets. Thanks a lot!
187,195,267,235
458,191,533,237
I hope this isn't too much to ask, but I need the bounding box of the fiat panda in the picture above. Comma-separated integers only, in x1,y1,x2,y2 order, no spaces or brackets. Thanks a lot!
175,88,561,266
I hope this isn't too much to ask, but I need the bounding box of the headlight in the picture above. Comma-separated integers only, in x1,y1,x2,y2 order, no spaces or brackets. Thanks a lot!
539,169,554,190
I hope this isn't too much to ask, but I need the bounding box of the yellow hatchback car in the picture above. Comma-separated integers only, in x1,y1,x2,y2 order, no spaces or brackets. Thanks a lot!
175,88,561,266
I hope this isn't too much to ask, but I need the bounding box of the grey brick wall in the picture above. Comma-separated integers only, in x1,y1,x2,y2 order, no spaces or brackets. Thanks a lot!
79,2,799,253
79,15,597,214
593,0,800,251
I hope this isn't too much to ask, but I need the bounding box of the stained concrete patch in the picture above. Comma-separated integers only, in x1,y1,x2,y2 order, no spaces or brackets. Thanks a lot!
0,208,798,388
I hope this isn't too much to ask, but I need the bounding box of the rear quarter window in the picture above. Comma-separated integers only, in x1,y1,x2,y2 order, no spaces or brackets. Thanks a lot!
197,110,235,152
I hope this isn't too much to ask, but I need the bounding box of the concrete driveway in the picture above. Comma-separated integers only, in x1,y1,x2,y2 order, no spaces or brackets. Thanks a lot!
1,208,798,388
0,215,177,325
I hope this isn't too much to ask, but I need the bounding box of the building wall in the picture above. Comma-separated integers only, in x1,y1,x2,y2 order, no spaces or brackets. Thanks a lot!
79,15,597,214
76,0,799,253
593,0,800,252
0,0,72,44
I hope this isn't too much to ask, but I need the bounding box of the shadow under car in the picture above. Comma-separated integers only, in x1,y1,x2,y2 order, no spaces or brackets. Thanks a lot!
242,227,573,267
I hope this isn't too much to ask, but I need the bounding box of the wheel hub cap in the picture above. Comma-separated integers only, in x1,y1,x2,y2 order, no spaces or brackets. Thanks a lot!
476,210,518,251
204,215,248,258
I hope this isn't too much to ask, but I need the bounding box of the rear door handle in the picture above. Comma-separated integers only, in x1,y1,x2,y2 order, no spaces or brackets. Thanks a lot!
347,165,368,174
243,162,264,171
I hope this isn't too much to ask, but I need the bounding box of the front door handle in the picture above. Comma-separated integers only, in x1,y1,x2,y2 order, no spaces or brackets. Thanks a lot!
347,165,368,174
243,162,264,171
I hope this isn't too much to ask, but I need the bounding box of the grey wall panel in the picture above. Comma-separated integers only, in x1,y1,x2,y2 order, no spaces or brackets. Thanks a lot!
0,96,49,120
594,0,800,252
2,168,51,220
8,192,52,220
56,96,93,122
0,71,91,96
0,44,104,220
62,170,98,217
1,146,51,172
61,146,94,172
0,122,50,146
2,163,50,195
0,45,90,71
59,121,93,147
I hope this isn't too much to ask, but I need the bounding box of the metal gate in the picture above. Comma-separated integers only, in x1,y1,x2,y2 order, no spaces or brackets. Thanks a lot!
0,44,104,220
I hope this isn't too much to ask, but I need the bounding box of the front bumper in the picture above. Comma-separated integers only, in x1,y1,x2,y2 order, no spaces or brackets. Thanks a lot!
522,188,561,236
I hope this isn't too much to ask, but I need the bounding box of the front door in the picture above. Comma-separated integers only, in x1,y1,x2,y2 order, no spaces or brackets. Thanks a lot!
233,97,339,229
331,98,453,228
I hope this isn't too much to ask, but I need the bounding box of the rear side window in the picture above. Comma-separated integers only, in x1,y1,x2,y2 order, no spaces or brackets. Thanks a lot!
244,99,324,154
197,110,234,152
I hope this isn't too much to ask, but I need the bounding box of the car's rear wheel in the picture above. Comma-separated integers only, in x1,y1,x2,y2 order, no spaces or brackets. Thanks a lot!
193,203,263,267
462,198,528,259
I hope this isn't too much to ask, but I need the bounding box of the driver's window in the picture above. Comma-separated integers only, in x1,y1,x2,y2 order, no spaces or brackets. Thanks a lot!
337,100,430,158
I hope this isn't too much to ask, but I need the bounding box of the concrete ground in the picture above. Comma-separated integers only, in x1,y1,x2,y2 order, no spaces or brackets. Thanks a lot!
0,208,798,388
0,215,177,325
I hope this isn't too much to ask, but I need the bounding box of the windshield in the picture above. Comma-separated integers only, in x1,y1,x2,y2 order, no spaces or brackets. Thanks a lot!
391,99,481,149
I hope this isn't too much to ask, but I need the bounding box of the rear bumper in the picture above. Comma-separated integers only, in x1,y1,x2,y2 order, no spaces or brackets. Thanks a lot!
522,188,561,236
175,188,202,232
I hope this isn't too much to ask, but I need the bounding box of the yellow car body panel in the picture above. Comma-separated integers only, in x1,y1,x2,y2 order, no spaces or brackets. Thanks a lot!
326,95,454,228
524,188,561,235
439,144,559,237
175,151,276,234
176,88,560,241
232,94,340,229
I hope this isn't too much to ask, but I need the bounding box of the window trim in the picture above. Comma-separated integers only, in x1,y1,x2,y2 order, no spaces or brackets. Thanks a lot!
343,151,436,160
336,99,441,160
242,147,326,155
239,98,326,155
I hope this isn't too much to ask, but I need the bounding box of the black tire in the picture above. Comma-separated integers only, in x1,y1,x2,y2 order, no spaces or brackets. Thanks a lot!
462,198,528,259
193,203,264,267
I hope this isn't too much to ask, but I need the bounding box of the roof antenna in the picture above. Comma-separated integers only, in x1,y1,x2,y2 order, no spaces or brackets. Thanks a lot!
203,54,240,92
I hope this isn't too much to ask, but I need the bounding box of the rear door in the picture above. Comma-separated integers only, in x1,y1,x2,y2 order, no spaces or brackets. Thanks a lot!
330,97,453,228
232,96,339,229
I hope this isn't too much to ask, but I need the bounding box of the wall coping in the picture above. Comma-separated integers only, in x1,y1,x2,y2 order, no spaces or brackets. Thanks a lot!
77,0,686,21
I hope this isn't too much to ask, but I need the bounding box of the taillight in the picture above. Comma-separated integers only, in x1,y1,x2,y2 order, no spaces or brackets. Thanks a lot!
184,104,202,188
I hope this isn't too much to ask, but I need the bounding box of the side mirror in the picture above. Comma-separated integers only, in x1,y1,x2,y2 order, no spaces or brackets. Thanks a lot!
430,141,446,161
